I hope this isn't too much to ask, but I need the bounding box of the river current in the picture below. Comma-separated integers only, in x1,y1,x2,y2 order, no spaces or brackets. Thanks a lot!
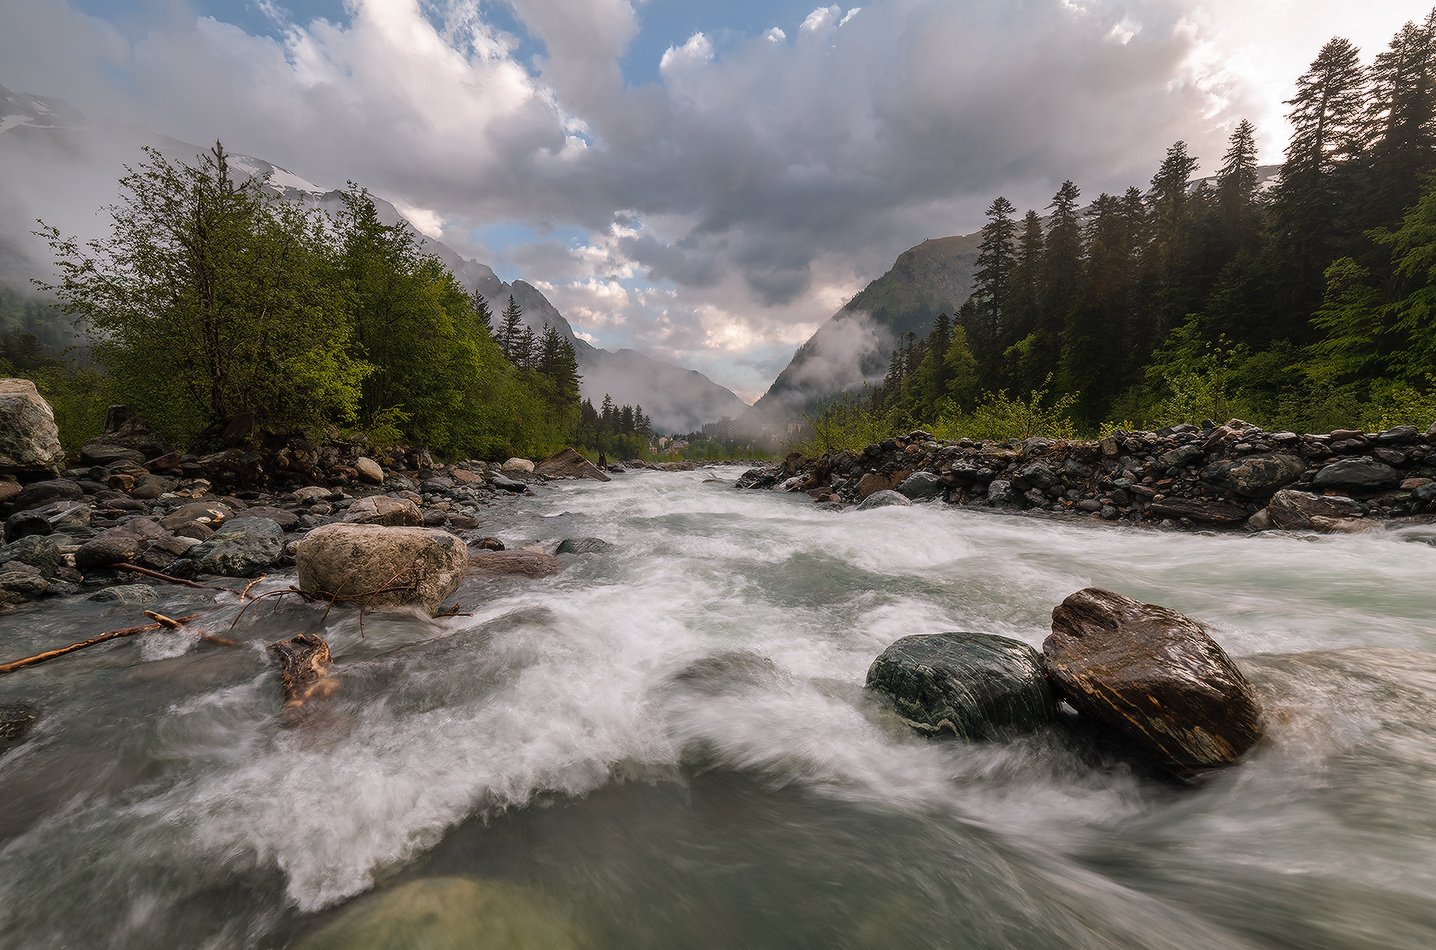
2,467,1435,948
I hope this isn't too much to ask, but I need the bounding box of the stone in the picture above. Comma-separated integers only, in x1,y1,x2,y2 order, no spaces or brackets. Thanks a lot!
1267,489,1364,530
735,466,782,490
1313,457,1400,490
534,448,611,482
88,584,159,605
0,570,52,606
292,877,582,950
242,506,300,531
488,473,528,493
985,479,1013,503
0,379,63,477
1145,496,1250,525
343,495,423,527
354,456,385,484
1203,453,1305,498
79,443,147,467
129,474,175,499
866,632,1056,741
87,405,168,459
6,501,90,541
555,537,612,555
1043,588,1264,776
292,486,332,503
1376,425,1420,444
0,703,41,755
469,549,564,578
855,471,899,501
856,489,912,511
0,535,64,576
296,523,469,614
501,457,536,474
187,517,286,578
896,470,945,501
12,479,84,511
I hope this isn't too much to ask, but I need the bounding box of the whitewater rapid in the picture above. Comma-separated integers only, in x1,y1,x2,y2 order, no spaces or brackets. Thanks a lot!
2,467,1435,948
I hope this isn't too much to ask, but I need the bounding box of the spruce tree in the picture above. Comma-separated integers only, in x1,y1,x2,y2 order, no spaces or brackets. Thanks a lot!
470,290,493,336
972,196,1017,341
1364,11,1436,228
499,295,524,361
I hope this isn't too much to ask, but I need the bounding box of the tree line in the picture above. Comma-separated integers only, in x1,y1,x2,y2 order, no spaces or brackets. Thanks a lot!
854,9,1436,444
36,143,585,458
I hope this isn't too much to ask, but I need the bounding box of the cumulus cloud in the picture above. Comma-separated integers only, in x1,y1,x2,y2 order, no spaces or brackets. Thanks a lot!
0,0,1421,399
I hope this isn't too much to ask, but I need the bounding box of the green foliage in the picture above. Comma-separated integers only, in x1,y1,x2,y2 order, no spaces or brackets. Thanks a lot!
933,380,1078,443
793,393,903,456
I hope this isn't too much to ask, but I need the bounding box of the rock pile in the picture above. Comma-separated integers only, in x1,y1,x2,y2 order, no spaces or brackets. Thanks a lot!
739,419,1436,532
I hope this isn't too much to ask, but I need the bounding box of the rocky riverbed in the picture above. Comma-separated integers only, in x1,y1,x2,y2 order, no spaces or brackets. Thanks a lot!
737,419,1436,532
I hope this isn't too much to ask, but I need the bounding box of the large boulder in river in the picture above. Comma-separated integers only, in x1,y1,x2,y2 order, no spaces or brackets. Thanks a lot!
0,379,63,478
1312,457,1400,490
1043,588,1264,776
187,517,286,578
501,457,535,474
293,877,582,950
866,632,1056,741
856,489,912,511
296,523,469,614
1266,489,1364,530
535,448,610,482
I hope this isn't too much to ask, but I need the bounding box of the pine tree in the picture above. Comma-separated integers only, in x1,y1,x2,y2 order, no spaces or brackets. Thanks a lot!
1364,11,1436,228
1215,120,1263,250
514,324,537,369
972,196,1017,341
470,290,493,336
498,295,523,361
1146,141,1201,338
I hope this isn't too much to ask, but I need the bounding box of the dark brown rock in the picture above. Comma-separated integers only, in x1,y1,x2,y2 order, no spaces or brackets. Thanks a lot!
1145,496,1250,524
534,448,611,482
1043,587,1264,776
469,549,564,578
1267,489,1363,530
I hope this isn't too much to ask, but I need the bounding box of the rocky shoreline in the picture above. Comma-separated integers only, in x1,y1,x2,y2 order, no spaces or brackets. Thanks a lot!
736,419,1436,532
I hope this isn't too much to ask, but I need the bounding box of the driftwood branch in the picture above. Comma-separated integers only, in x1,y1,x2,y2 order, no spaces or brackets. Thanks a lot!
112,562,235,591
0,613,203,675
143,610,240,648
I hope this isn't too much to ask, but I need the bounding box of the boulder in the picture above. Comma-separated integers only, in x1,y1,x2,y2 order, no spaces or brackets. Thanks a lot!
1204,453,1305,498
296,523,469,613
488,473,528,493
343,495,423,527
85,405,168,460
1145,496,1250,525
735,466,782,490
0,379,63,477
1043,588,1264,776
1266,489,1363,530
855,471,899,501
0,570,53,606
534,448,611,482
555,537,612,555
88,584,159,605
354,456,385,484
79,443,146,467
866,632,1056,740
896,470,945,501
856,489,912,511
12,478,84,512
187,517,286,578
0,535,64,576
1313,457,1400,490
5,501,90,541
292,877,581,950
469,549,564,578
501,457,535,474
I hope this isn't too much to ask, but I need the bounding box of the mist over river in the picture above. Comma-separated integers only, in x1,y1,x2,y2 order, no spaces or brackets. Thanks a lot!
2,467,1436,949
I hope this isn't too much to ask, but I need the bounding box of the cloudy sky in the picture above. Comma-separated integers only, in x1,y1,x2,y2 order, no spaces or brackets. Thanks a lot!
0,0,1421,400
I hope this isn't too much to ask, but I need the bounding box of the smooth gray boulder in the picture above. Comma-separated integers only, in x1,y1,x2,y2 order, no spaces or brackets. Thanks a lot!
1313,457,1400,490
296,523,468,614
856,489,912,511
555,537,612,555
896,471,945,501
1044,588,1264,776
866,632,1056,740
0,379,63,477
343,495,423,526
188,517,286,578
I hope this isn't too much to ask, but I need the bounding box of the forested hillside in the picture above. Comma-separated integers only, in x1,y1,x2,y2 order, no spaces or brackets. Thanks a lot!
826,11,1436,444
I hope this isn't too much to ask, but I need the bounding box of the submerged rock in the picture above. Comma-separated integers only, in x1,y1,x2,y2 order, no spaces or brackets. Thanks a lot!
293,877,582,950
469,549,564,578
1043,588,1264,776
555,537,612,555
866,632,1056,741
296,524,469,614
0,703,40,755
855,489,912,511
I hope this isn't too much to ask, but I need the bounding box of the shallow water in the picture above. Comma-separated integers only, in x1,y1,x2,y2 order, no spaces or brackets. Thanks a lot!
2,468,1435,948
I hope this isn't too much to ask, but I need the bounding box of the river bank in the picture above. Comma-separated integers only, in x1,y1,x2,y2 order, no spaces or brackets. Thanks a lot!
737,419,1436,532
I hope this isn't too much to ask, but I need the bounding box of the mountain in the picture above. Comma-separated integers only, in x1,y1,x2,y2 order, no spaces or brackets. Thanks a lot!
0,84,748,434
754,232,980,416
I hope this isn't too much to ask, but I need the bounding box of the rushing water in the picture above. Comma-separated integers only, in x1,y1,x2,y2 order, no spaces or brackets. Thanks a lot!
3,468,1436,949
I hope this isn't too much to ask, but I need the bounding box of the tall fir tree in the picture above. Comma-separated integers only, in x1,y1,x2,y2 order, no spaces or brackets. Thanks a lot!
972,196,1017,342
498,295,524,362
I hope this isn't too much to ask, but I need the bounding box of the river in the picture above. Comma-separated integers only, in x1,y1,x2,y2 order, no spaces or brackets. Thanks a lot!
2,467,1435,948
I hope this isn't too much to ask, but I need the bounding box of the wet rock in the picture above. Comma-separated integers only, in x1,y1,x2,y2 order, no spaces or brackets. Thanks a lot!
501,457,535,474
343,495,423,527
473,537,505,551
1267,489,1364,530
866,632,1055,740
535,448,611,482
0,379,63,477
736,466,782,490
242,506,300,531
469,549,564,578
1043,588,1264,776
292,877,582,950
0,535,64,576
1313,457,1400,490
5,501,91,541
1376,425,1420,444
856,489,912,511
87,584,159,605
896,470,944,501
296,523,469,614
0,570,53,606
555,537,612,555
354,456,385,484
488,473,528,494
1145,496,1250,525
1204,453,1305,498
186,517,286,578
855,471,899,500
79,443,146,467
0,703,40,755
986,479,1013,503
